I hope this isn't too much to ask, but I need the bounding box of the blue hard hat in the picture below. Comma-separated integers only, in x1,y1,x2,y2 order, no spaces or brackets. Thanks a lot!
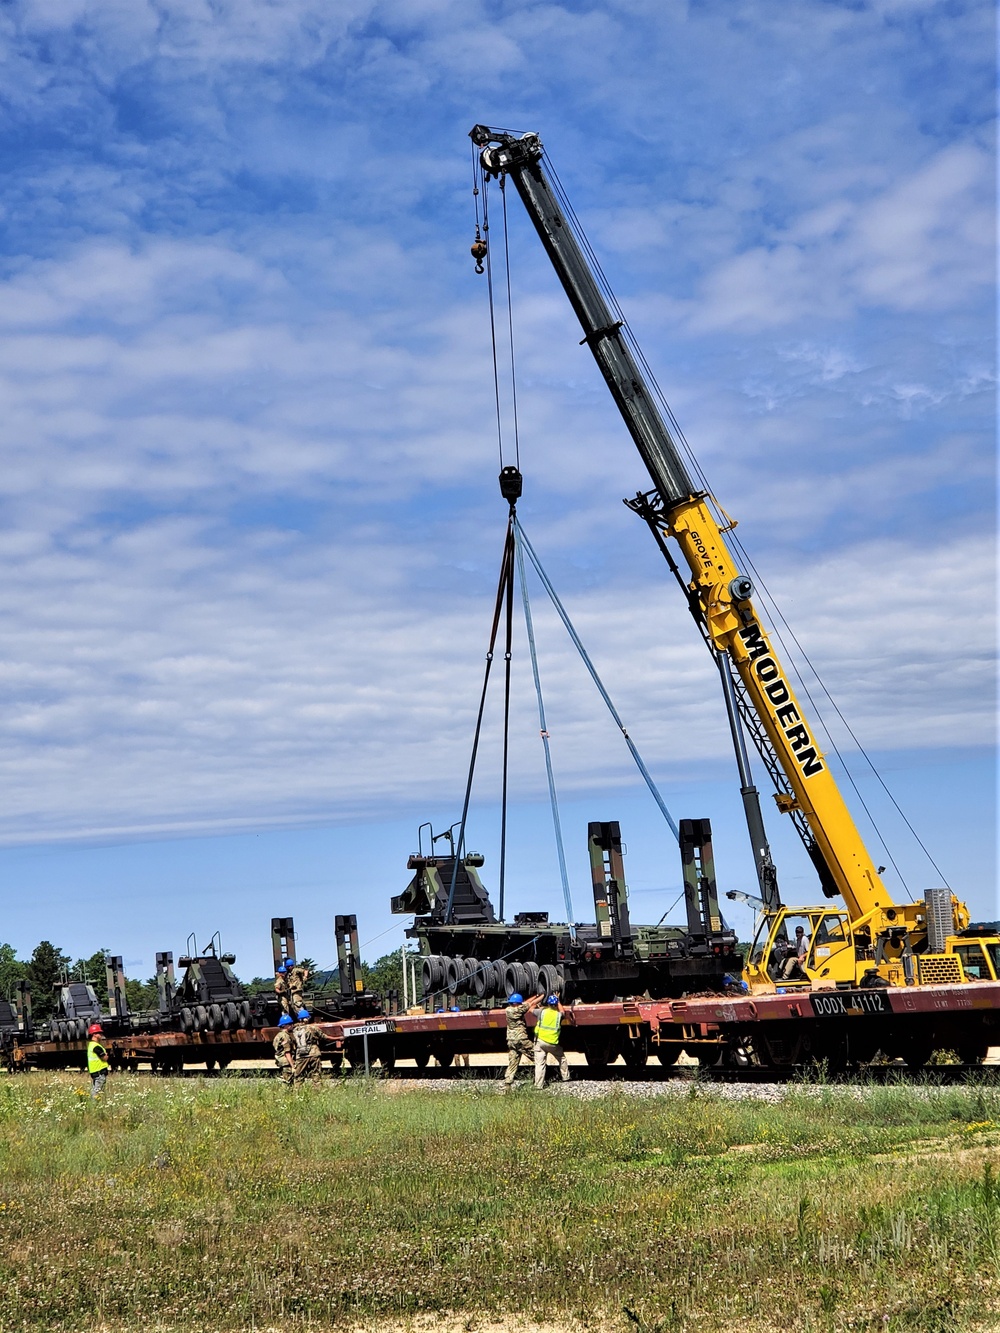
277,963,287,974
296,1008,310,1021
545,995,558,1006
450,1005,460,1012
507,993,523,1005
278,1014,293,1027
286,959,295,968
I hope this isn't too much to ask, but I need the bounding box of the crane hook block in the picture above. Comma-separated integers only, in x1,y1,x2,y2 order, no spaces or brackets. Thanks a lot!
471,237,487,273
499,466,523,504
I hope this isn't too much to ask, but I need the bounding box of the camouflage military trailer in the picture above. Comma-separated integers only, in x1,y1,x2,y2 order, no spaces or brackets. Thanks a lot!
392,818,742,1005
172,935,253,1035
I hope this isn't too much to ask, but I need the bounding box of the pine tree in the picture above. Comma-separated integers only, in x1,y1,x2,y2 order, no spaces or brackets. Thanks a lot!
26,941,71,1021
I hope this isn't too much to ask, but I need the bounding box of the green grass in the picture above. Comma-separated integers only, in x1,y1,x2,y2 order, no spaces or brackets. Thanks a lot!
0,1072,997,1332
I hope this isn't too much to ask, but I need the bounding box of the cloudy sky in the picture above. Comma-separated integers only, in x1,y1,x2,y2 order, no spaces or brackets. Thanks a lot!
0,0,994,975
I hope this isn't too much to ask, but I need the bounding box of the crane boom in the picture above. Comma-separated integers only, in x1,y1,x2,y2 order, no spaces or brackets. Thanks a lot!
470,125,899,927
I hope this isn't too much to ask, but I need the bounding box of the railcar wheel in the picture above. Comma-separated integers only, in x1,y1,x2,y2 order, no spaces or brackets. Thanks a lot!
652,1044,682,1067
327,1052,343,1070
584,1038,617,1070
620,1029,648,1070
413,1049,430,1068
957,1040,989,1065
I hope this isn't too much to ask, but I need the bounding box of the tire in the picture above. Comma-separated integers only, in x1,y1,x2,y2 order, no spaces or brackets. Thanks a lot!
503,962,520,999
489,961,506,998
75,1019,88,1041
208,1004,223,1032
446,957,467,996
537,965,562,999
471,960,491,999
459,957,477,994
223,1002,239,1031
54,1021,65,1043
512,962,529,996
522,962,541,996
421,957,438,998
179,1007,194,1034
194,1005,208,1033
239,1000,252,1030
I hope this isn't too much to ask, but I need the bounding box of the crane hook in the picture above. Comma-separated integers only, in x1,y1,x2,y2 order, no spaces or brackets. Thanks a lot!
471,234,487,274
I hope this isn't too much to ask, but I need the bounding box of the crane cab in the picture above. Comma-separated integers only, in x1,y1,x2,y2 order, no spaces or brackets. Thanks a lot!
746,908,860,990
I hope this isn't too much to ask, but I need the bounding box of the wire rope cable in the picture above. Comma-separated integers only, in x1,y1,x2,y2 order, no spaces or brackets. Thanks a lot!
514,530,576,936
515,517,680,843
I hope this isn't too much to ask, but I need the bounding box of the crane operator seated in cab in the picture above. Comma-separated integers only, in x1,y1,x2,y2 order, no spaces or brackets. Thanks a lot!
779,925,809,980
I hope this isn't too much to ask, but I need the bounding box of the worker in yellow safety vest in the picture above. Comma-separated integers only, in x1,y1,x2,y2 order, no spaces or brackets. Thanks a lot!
533,995,571,1089
87,1023,110,1098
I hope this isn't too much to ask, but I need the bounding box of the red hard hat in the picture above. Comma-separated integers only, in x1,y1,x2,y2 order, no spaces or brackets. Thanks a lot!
87,1024,103,1036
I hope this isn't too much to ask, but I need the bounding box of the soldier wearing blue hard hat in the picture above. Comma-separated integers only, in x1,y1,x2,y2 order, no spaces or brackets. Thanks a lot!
272,1012,295,1086
502,990,543,1090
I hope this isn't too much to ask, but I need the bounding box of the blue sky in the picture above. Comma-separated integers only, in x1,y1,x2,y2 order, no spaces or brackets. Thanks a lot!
0,0,994,979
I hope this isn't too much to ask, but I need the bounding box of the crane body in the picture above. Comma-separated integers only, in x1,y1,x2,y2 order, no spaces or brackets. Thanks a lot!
471,125,989,993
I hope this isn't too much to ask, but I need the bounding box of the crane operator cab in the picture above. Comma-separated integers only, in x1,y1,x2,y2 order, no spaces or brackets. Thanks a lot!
747,908,859,989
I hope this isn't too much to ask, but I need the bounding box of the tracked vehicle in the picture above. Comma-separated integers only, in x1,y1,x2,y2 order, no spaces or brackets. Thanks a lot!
394,818,742,1003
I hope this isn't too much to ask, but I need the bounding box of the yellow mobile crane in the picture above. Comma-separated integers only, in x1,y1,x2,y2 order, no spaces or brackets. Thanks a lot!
470,126,998,995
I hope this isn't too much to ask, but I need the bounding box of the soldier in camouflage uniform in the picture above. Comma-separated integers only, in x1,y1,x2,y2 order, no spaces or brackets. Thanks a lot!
273,1014,295,1086
503,992,543,1088
286,959,309,1014
274,963,291,1015
291,1007,326,1085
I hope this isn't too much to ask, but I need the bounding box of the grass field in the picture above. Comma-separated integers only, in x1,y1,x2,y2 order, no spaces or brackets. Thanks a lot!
0,1072,997,1333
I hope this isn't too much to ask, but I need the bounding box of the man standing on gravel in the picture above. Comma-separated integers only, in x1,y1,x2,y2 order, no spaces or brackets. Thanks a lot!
273,1013,295,1086
533,994,571,1089
503,992,542,1089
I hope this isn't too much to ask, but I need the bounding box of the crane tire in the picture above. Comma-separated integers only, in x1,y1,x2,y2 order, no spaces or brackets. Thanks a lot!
223,1002,239,1031
421,957,437,997
208,1004,223,1032
179,1008,194,1034
445,956,464,995
194,1005,208,1032
522,962,541,996
470,960,490,998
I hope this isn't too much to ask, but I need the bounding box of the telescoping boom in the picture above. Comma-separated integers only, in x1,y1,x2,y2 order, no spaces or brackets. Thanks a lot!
470,125,983,987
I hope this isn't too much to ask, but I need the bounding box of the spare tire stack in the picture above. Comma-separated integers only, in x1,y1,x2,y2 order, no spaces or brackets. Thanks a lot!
420,954,564,1004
